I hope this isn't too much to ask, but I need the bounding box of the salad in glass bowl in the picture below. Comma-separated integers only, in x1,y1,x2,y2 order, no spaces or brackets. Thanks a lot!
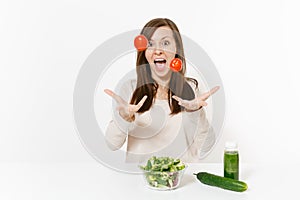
139,156,186,190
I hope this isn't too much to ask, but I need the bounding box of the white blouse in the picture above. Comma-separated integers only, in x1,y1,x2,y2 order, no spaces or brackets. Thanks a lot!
105,79,215,163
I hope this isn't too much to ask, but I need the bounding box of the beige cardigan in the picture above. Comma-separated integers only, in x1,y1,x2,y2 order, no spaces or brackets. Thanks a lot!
105,79,215,163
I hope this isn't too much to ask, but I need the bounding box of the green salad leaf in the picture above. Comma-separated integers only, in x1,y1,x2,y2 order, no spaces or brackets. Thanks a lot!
139,156,186,189
139,156,185,172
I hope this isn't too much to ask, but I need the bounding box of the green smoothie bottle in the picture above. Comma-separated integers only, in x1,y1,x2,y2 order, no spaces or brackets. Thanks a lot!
224,142,239,180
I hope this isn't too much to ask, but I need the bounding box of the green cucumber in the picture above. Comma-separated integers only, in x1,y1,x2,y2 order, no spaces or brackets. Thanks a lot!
194,172,248,192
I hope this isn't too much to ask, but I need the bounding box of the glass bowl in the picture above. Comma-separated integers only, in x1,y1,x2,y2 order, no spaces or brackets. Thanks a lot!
141,167,187,190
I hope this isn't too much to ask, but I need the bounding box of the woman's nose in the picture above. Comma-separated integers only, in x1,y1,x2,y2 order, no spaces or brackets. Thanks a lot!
154,47,163,55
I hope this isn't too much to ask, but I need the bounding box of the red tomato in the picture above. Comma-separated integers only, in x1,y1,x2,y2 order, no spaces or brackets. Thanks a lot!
134,35,148,51
170,58,182,72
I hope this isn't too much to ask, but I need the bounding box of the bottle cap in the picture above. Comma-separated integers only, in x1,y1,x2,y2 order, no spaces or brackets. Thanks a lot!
225,142,238,150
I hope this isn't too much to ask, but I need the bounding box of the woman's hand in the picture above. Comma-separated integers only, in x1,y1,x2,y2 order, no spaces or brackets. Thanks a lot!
172,86,220,111
104,89,148,122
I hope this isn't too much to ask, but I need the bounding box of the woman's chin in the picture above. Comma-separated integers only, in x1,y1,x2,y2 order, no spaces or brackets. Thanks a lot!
154,68,170,78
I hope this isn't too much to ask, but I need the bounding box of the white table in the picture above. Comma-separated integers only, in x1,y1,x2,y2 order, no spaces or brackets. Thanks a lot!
0,162,298,200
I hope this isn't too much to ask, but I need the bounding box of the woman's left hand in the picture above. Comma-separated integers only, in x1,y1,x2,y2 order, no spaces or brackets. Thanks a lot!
172,86,220,111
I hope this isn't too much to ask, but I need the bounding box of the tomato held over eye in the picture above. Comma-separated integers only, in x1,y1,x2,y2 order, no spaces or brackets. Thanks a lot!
170,58,182,72
134,35,148,51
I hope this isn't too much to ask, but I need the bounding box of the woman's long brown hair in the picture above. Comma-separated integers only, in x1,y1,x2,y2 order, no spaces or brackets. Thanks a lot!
130,18,197,114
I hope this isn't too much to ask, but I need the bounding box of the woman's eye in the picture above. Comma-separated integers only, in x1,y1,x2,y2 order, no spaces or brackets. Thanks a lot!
148,41,153,47
162,40,170,46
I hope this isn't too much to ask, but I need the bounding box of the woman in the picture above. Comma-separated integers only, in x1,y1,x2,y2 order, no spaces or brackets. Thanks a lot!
104,18,219,163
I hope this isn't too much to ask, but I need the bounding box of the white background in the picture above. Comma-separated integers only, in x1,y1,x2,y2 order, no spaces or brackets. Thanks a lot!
1,0,300,199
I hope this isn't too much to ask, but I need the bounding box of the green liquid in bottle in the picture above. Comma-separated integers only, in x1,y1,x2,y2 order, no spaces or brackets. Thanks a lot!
224,147,239,180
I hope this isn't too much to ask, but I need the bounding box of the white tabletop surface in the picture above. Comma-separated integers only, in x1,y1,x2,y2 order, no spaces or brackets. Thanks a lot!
0,162,298,200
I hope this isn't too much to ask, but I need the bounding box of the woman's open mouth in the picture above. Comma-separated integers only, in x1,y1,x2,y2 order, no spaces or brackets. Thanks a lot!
154,58,167,71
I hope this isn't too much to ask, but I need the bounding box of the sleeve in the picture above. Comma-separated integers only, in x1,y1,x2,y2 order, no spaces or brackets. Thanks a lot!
104,79,136,151
182,80,216,162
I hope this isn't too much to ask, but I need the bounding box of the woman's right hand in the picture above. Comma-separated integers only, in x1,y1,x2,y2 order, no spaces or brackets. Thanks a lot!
104,89,148,122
